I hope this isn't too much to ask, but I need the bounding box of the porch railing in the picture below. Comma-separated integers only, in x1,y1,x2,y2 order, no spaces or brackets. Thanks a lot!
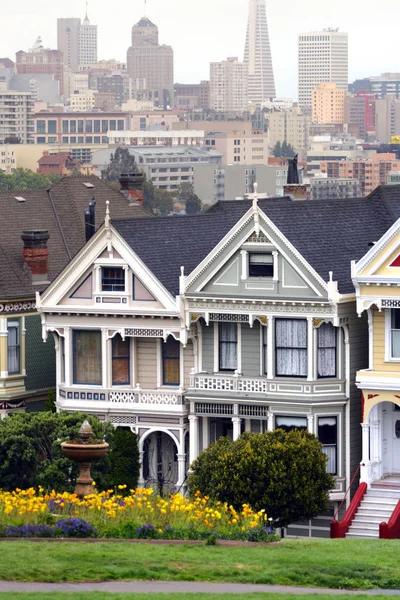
379,501,400,539
330,466,366,539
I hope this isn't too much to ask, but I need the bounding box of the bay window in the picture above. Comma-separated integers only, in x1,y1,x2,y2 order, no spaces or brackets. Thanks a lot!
162,336,180,386
275,319,307,377
219,323,238,371
391,309,400,358
318,416,337,475
7,320,20,374
275,415,307,433
112,335,130,385
317,323,337,378
73,331,102,385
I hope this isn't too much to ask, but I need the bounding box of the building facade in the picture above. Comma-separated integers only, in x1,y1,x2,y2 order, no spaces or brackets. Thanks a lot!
350,73,400,100
344,92,376,139
204,129,268,165
243,0,275,105
57,14,98,71
267,108,310,157
309,177,361,200
15,45,64,95
0,90,34,144
78,12,98,70
375,96,400,144
210,58,248,113
298,29,348,111
0,144,16,174
127,17,174,109
312,83,345,124
320,154,400,195
174,82,210,110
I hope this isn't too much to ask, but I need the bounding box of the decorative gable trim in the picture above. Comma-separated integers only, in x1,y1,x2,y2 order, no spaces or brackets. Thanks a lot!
354,217,400,277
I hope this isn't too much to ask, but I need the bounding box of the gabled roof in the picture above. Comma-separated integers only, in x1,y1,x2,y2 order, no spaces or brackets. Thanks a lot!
38,153,73,166
135,17,157,28
113,186,400,296
0,175,149,300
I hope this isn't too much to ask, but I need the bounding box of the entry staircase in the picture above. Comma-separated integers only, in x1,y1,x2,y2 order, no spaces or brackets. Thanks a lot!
346,482,400,539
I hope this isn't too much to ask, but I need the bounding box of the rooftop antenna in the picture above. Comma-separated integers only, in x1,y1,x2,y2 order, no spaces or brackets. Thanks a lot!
144,0,147,16
85,0,89,21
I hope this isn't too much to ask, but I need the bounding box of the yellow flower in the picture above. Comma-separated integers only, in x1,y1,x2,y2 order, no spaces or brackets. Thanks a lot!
91,481,96,486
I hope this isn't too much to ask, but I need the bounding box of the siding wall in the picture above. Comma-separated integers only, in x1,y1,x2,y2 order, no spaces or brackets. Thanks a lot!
241,322,261,377
202,323,214,373
184,341,195,389
25,315,56,391
373,307,395,371
137,338,157,388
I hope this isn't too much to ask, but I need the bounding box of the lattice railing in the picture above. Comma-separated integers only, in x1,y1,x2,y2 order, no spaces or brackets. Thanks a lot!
137,392,183,405
190,375,267,393
109,391,136,403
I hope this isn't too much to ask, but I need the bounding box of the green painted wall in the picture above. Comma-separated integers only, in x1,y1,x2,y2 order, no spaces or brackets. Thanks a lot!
25,314,56,391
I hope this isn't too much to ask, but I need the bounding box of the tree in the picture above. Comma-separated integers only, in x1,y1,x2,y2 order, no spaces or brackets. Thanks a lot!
105,427,140,491
175,182,202,215
101,147,137,182
3,136,21,144
153,188,174,216
272,141,296,158
0,169,61,191
187,430,334,528
0,412,116,492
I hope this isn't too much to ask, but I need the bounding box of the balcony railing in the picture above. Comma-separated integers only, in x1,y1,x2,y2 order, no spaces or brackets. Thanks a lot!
58,386,185,406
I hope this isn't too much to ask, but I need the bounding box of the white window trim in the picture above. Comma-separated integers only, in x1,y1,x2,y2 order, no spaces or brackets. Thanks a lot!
315,411,342,478
385,308,400,362
213,321,241,374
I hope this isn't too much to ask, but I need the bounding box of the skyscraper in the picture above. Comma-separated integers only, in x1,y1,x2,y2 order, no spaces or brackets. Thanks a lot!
210,57,248,112
244,0,275,106
127,17,174,109
57,11,97,71
298,29,348,111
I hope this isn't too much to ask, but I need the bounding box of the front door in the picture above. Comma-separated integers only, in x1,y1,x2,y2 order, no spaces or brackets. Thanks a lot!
391,405,400,474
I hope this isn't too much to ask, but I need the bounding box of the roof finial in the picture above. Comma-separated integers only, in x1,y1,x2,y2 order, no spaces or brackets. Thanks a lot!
252,182,260,237
105,200,110,229
84,0,89,22
252,181,259,211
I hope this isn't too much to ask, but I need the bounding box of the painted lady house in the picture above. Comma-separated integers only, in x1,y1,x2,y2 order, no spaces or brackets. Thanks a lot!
38,184,400,535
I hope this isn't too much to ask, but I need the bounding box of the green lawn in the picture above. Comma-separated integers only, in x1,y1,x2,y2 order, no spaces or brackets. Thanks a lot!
0,539,399,590
0,596,395,600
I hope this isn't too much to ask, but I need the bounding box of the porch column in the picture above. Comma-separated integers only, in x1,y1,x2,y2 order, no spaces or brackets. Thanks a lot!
138,449,145,487
64,327,72,386
176,453,186,489
360,423,371,485
232,416,242,441
307,415,314,434
189,415,199,464
267,411,274,432
202,416,209,451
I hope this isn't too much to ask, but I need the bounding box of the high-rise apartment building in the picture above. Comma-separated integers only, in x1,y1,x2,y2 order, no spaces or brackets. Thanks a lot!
344,91,376,138
298,29,348,111
127,17,174,109
210,58,248,112
0,91,34,144
375,96,400,144
57,12,98,72
312,82,345,124
16,40,64,94
244,0,275,106
267,108,310,156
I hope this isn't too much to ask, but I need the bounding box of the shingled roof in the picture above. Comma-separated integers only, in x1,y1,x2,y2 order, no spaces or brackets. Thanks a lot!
0,175,149,300
113,186,400,296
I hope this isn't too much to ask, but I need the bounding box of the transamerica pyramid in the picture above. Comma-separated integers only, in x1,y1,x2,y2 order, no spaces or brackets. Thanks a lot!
244,0,276,106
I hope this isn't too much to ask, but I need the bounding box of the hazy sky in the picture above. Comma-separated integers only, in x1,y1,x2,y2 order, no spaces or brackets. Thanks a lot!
2,0,399,98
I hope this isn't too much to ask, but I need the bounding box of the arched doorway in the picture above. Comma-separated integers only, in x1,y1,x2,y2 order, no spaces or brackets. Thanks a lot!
142,431,179,496
364,401,400,484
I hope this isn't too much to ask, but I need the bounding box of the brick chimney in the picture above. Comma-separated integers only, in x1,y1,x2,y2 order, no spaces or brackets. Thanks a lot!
118,173,145,205
21,230,50,284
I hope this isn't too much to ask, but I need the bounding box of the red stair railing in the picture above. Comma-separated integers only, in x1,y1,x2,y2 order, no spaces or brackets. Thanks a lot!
379,500,400,539
330,465,366,538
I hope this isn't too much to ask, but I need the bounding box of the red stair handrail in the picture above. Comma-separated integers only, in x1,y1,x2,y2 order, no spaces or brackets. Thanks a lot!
379,500,400,539
330,482,367,538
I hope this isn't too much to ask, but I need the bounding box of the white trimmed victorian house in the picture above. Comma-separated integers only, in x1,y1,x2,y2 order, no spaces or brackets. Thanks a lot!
38,185,400,535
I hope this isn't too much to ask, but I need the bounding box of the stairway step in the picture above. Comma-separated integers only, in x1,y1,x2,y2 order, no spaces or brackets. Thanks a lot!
352,517,386,524
349,524,379,531
367,490,400,499
346,532,379,538
360,500,397,508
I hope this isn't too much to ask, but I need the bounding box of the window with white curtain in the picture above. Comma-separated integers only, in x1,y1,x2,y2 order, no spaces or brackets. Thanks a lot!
275,319,307,377
318,416,337,475
275,415,308,433
219,323,238,371
317,322,337,378
7,320,20,374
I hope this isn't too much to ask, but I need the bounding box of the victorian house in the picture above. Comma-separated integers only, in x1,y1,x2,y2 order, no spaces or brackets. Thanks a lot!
0,175,148,416
37,185,400,536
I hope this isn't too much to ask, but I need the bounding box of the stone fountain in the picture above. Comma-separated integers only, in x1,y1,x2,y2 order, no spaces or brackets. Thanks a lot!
61,420,109,498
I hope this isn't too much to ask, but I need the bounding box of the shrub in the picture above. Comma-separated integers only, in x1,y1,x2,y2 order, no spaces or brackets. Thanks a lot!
105,427,140,492
187,430,334,528
54,519,97,538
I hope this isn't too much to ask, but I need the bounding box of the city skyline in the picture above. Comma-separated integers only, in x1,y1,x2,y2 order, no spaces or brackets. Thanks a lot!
1,0,399,99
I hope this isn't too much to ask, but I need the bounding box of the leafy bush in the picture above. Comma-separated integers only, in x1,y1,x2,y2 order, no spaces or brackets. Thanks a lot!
105,427,140,492
54,518,97,538
187,430,334,528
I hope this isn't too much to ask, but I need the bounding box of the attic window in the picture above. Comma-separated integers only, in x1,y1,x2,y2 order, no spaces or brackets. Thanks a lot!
15,196,26,202
83,182,94,189
249,253,274,277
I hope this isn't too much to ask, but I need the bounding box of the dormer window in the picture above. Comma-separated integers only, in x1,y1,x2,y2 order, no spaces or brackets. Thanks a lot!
249,253,273,277
102,267,125,292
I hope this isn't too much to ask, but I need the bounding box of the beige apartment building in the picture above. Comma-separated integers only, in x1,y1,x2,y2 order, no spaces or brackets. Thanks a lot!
210,57,248,112
0,145,17,174
127,17,174,109
0,90,34,144
312,83,345,124
69,90,95,112
298,29,348,111
57,13,97,72
375,96,400,143
267,108,310,157
204,129,268,165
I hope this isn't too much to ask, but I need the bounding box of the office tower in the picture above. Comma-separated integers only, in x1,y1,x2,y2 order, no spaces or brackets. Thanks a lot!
127,17,174,109
16,39,64,94
243,0,275,106
312,82,345,124
210,57,248,112
57,12,97,71
298,28,348,111
375,96,400,144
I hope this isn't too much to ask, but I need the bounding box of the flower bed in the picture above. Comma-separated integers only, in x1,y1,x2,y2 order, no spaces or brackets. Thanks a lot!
0,487,278,543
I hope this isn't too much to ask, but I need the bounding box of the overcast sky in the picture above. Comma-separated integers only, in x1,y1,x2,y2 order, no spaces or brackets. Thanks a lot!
2,0,398,99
